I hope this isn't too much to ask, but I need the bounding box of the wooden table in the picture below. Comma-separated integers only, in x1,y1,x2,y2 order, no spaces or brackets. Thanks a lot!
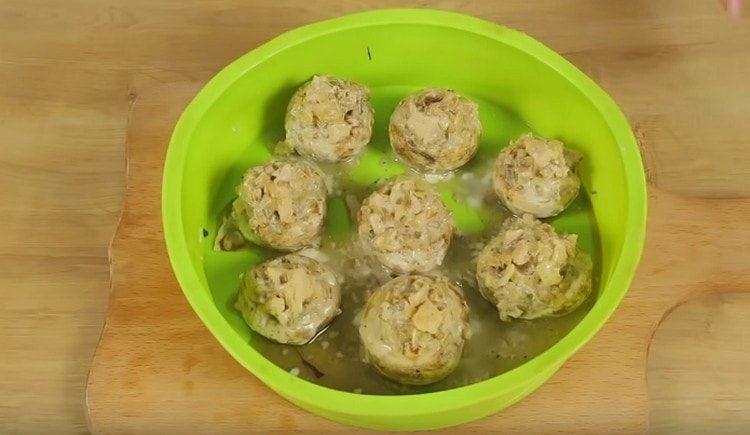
1,1,748,433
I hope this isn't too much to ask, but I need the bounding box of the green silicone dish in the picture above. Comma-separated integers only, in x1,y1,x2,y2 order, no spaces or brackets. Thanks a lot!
162,9,647,431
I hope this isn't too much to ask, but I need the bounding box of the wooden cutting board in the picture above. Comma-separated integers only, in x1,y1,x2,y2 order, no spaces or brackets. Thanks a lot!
85,76,750,433
87,82,750,433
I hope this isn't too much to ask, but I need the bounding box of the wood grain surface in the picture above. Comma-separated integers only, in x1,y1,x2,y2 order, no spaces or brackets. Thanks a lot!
84,79,750,433
1,1,749,433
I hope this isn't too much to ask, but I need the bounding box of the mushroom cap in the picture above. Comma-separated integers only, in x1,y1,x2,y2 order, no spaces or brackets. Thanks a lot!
234,159,327,251
359,274,470,385
236,253,341,345
493,133,581,218
357,177,454,274
476,214,593,321
389,88,481,173
285,75,374,162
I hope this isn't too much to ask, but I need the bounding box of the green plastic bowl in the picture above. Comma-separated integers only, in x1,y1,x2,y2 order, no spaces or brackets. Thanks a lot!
163,9,646,431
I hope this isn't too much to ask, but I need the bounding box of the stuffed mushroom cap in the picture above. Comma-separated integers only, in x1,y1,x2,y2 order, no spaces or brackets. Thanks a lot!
476,214,593,321
285,75,374,162
236,253,341,345
358,274,470,385
389,88,481,173
493,133,581,218
357,177,454,274
233,159,327,251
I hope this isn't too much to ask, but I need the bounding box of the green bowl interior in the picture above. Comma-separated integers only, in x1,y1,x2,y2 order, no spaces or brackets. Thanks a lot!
163,9,646,430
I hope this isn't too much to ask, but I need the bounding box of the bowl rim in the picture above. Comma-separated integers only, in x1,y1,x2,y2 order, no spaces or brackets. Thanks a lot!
162,8,647,419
